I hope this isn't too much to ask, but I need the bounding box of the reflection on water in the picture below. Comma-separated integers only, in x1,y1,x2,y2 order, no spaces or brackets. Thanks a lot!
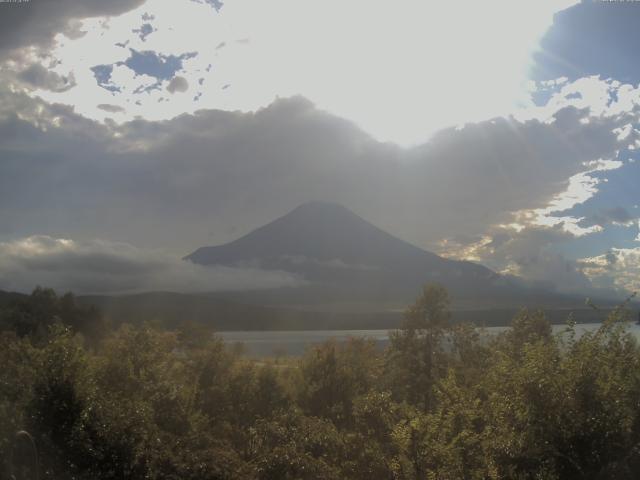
219,323,640,357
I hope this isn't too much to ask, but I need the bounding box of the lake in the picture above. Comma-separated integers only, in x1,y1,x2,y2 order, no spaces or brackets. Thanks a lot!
219,322,640,357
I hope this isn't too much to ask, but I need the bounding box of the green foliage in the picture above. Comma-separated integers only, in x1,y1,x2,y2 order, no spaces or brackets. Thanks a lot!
1,283,640,479
249,411,345,479
0,333,38,477
297,338,380,426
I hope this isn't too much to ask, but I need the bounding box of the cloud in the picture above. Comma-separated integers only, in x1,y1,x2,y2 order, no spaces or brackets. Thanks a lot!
0,72,638,295
166,76,188,94
532,2,640,82
0,235,302,295
0,91,635,254
578,206,636,228
97,104,126,114
17,64,76,92
0,0,147,57
440,224,598,296
4,0,574,146
581,247,640,294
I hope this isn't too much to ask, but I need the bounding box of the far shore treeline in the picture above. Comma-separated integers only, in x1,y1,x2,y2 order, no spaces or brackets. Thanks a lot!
2,285,640,479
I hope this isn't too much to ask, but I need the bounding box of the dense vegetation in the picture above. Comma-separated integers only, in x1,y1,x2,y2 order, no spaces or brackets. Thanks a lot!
1,285,640,479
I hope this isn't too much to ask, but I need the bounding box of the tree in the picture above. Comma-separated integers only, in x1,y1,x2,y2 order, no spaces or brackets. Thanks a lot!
297,338,380,427
0,288,105,343
386,283,452,410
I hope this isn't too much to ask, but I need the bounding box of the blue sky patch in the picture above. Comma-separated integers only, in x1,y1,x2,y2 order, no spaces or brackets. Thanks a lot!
91,49,198,94
133,23,155,42
123,49,197,81
192,0,224,12
555,159,640,223
90,64,121,93
555,223,639,260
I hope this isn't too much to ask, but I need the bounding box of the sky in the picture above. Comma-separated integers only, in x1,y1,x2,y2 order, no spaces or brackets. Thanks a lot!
0,0,639,297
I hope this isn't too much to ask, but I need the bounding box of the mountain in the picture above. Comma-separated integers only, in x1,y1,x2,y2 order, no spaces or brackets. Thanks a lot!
185,202,512,305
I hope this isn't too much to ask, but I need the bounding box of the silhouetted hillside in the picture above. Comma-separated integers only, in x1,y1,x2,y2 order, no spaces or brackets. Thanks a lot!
77,291,626,331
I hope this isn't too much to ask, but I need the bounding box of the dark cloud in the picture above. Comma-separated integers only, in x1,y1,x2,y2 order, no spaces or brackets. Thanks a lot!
97,104,125,114
0,91,634,265
17,64,76,92
167,76,189,94
533,2,640,82
605,250,618,268
0,0,146,57
578,206,636,228
0,235,301,295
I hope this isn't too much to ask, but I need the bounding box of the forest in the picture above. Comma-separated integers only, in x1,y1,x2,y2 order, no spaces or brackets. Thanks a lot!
1,285,640,479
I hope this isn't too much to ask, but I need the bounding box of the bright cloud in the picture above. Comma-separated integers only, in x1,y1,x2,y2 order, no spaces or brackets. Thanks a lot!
437,224,597,296
19,0,577,146
529,159,624,237
581,248,640,294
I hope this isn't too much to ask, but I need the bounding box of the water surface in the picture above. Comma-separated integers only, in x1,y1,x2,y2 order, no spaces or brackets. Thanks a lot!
219,323,640,357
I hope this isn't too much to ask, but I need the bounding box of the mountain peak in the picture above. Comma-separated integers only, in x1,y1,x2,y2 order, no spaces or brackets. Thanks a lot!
285,201,362,221
185,201,417,267
291,200,353,212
